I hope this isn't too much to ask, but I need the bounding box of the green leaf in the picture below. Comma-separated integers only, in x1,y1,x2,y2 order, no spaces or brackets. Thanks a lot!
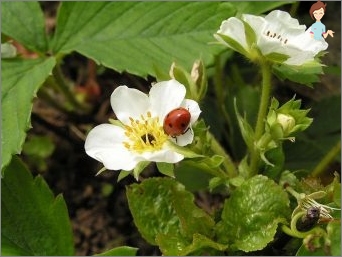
263,146,285,180
216,175,290,252
1,156,74,256
296,244,327,256
94,246,138,256
174,160,213,192
156,233,227,256
1,57,56,171
174,155,227,191
51,2,237,77
327,211,341,256
1,2,48,53
232,1,292,16
126,177,215,250
171,182,215,238
126,178,181,245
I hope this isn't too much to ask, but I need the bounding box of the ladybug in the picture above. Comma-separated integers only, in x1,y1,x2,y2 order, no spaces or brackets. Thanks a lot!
163,107,191,137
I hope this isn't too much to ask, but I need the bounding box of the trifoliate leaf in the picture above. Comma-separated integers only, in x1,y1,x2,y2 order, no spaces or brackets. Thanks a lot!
1,57,56,172
215,175,290,252
1,157,74,256
126,177,215,253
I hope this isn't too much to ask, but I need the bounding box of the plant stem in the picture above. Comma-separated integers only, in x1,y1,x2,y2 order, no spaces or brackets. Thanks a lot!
213,55,233,141
52,63,84,111
208,131,237,177
311,140,341,177
38,85,71,115
211,55,237,178
285,186,302,200
249,61,272,176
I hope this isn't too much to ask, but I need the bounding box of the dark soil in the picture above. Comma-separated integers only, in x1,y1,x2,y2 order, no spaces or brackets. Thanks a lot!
22,2,341,256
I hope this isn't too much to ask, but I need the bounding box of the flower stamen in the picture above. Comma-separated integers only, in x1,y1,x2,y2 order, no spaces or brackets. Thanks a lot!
123,112,168,153
264,29,288,45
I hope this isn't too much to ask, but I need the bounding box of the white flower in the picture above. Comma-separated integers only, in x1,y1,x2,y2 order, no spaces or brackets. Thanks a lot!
84,79,201,171
214,10,328,65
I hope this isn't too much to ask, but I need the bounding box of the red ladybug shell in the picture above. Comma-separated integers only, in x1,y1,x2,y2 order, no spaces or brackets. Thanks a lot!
163,107,191,137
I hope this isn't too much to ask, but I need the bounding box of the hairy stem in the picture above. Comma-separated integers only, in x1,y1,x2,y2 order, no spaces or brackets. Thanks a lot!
52,63,84,111
208,131,237,177
249,61,272,176
311,140,341,177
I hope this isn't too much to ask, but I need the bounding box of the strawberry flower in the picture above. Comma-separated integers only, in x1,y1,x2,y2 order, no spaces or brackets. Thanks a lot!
214,10,328,65
85,79,201,172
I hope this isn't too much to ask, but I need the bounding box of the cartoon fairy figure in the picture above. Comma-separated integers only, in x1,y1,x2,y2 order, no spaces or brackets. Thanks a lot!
308,0,334,41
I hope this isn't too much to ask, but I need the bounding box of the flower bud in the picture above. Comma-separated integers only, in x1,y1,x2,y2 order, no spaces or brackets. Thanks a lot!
277,113,295,136
169,60,207,102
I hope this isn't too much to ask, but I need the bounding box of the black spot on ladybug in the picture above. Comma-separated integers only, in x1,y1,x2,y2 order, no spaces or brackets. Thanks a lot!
168,123,173,128
181,123,186,128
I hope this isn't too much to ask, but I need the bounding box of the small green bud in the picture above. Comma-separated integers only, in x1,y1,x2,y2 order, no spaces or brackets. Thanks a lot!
266,97,313,142
277,113,296,136
169,60,207,102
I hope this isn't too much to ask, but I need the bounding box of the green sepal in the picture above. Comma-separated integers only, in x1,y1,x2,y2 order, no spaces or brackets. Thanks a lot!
94,246,138,256
156,162,175,178
190,59,208,102
132,161,150,180
265,52,290,64
169,62,198,101
272,60,325,87
166,141,204,158
95,166,107,176
242,20,257,48
216,33,249,57
117,170,131,182
234,98,255,152
108,118,125,128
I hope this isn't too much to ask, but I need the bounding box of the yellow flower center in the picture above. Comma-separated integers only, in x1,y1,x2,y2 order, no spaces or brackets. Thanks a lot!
123,111,168,153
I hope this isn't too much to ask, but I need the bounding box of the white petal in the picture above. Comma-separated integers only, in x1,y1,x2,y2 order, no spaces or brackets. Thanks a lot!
85,124,138,171
215,17,249,52
110,86,150,125
181,99,201,125
141,148,184,163
149,79,186,120
173,128,194,146
265,10,305,31
243,14,267,35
